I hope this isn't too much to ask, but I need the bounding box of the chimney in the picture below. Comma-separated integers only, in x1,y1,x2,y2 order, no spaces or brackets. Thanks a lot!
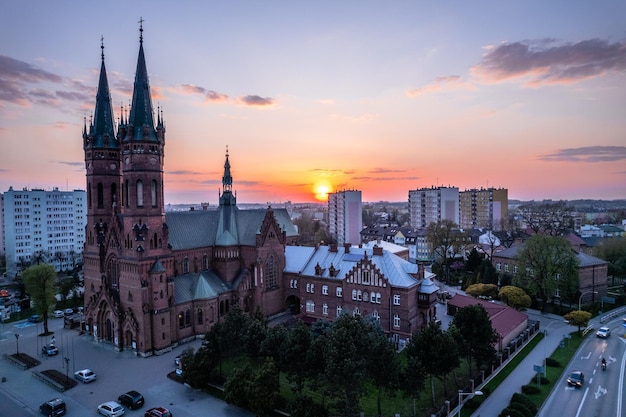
418,262,425,279
373,245,383,256
344,243,351,253
330,244,338,253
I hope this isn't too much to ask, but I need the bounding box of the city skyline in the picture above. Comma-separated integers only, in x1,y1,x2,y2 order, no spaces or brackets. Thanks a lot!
1,1,625,205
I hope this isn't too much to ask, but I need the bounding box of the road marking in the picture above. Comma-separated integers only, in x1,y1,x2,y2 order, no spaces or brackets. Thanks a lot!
618,349,626,417
13,322,34,329
581,351,591,360
575,387,589,417
594,385,607,399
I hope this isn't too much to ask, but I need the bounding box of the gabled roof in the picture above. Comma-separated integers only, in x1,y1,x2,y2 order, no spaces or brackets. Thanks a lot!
448,294,528,340
493,243,607,267
165,208,297,250
174,270,232,303
296,244,434,288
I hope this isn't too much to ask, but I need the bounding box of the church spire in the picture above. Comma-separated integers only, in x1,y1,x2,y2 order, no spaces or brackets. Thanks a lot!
85,36,117,149
219,146,236,206
125,18,157,141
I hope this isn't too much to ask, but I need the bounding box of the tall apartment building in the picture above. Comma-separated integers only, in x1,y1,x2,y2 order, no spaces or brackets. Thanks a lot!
459,188,508,231
328,190,362,245
2,187,86,278
408,186,459,229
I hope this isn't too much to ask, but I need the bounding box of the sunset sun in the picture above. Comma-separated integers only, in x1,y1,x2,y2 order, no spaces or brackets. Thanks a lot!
314,184,331,201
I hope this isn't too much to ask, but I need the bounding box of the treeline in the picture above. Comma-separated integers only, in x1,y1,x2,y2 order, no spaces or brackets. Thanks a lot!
180,304,498,417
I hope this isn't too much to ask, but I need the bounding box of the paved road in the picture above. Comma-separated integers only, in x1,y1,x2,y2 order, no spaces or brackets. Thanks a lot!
0,316,253,417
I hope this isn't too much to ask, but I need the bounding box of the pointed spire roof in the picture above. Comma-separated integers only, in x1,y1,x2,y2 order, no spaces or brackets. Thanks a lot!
90,37,117,148
219,146,236,206
126,18,157,141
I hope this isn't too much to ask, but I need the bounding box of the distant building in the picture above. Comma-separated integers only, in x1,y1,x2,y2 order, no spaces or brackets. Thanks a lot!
2,186,86,277
328,190,362,245
459,188,508,231
408,186,459,229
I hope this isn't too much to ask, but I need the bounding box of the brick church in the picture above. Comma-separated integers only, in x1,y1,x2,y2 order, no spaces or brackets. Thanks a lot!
82,24,438,356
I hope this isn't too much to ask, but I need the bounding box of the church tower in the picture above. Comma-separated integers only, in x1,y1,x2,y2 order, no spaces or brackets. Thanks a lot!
84,22,174,356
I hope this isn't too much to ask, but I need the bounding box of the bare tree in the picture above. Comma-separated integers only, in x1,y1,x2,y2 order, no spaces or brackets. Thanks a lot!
516,201,573,236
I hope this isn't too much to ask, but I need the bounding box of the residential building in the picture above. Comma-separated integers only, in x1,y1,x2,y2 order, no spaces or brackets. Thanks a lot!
2,187,86,278
81,26,435,356
459,187,508,231
328,190,362,246
408,186,459,229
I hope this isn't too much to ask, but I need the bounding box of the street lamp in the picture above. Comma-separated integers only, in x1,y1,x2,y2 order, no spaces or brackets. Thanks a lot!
578,290,598,311
458,390,483,417
14,333,20,354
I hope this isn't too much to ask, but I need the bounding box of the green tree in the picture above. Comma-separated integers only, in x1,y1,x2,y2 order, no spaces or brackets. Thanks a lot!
426,220,467,284
465,283,499,299
451,305,498,374
563,310,592,337
406,322,459,407
282,320,312,393
23,264,56,335
513,235,579,311
499,286,531,310
465,248,483,273
593,236,626,279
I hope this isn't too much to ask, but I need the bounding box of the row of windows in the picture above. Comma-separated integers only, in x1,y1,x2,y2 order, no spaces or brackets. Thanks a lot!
301,282,399,306
305,301,401,328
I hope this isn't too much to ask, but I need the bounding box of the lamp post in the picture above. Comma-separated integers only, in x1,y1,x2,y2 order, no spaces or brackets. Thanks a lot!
14,333,20,354
64,357,70,383
578,290,598,311
458,390,483,417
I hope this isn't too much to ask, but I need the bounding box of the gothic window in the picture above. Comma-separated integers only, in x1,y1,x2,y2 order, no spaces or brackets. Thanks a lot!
108,258,118,288
202,255,208,270
97,183,104,208
151,180,157,207
183,257,189,274
88,186,92,208
178,313,184,328
111,183,117,207
124,180,129,207
185,310,191,325
136,180,143,207
362,270,370,285
197,309,203,324
266,255,277,289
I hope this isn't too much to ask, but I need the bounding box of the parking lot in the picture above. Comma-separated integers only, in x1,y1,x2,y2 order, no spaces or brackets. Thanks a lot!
0,316,253,417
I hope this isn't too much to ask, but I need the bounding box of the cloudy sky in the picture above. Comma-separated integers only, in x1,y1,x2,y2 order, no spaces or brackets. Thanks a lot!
1,1,625,205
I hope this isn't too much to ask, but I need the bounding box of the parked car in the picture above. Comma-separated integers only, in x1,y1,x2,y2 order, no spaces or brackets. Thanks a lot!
53,310,64,318
28,314,41,323
117,390,144,410
74,369,97,383
42,344,59,356
63,308,74,316
596,326,611,338
567,370,584,387
144,407,172,417
174,355,181,366
39,398,66,416
98,401,125,417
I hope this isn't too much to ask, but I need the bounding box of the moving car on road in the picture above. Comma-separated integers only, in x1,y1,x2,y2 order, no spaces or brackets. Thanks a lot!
596,326,611,338
567,370,584,387
118,390,144,410
98,401,125,417
39,398,66,416
74,368,97,383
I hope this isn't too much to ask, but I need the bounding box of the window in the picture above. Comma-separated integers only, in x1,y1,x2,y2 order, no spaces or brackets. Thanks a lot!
336,306,343,317
362,270,370,285
353,307,360,316
372,310,379,321
363,291,369,302
322,285,328,295
393,294,400,305
495,262,501,271
183,257,189,274
376,292,381,304
352,289,357,300
136,180,143,207
370,291,376,303
306,300,315,313
504,263,509,272
514,265,518,273
197,309,203,324
151,180,157,207
393,314,400,328
336,287,343,297
357,290,362,301
266,255,277,289
323,303,328,315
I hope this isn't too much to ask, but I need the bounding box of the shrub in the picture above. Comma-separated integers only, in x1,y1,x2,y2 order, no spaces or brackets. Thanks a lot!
521,384,540,394
507,401,534,417
510,393,538,415
499,407,526,417
545,357,560,367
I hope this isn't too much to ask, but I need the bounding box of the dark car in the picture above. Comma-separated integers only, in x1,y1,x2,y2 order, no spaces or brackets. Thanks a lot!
28,314,42,323
118,390,144,410
567,370,584,387
40,398,66,416
144,407,172,417
42,344,59,356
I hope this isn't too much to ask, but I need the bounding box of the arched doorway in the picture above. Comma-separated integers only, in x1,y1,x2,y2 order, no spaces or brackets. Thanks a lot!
285,295,301,315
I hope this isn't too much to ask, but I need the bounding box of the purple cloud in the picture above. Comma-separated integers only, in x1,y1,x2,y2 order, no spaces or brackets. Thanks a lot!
238,95,274,107
539,146,626,162
472,38,626,86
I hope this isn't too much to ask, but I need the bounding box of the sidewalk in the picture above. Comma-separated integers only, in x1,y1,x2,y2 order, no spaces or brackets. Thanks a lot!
469,310,594,417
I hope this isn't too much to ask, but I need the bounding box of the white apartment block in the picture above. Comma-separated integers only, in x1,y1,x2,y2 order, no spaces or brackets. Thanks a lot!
3,187,86,278
408,186,459,229
328,190,362,246
459,188,508,231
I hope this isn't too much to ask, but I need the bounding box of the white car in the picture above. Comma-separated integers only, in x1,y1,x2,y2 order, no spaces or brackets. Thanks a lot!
74,368,97,383
596,327,611,338
98,401,125,417
53,310,64,318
